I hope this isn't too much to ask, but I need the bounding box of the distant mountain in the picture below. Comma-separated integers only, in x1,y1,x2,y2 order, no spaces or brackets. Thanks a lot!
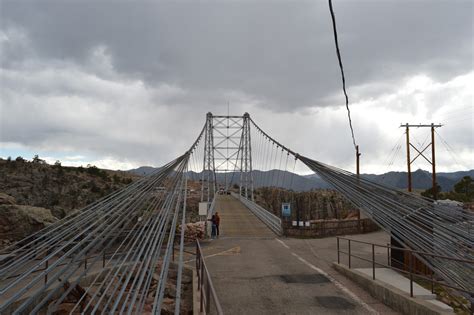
362,169,474,192
128,166,160,176
128,166,473,192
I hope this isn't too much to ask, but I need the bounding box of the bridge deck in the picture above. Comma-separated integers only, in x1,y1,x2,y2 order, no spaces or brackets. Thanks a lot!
200,196,398,314
214,195,275,238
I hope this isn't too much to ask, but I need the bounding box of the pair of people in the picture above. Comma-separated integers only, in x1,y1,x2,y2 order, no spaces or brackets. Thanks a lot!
209,212,220,239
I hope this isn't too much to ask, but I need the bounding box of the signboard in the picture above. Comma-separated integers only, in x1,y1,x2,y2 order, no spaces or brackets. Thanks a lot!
198,202,208,216
292,221,308,227
281,203,291,217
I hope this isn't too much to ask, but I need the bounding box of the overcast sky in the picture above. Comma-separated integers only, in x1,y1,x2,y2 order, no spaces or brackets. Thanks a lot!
0,0,472,174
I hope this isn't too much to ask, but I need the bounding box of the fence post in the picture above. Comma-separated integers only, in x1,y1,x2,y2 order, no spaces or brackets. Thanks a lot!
387,243,390,266
103,250,106,268
200,262,204,312
372,244,375,280
470,294,473,315
206,276,211,313
348,240,351,269
337,238,340,264
409,251,413,297
431,270,434,294
45,259,48,284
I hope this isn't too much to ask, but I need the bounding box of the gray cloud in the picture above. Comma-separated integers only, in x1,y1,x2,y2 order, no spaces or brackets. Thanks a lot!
0,0,472,172
2,1,472,108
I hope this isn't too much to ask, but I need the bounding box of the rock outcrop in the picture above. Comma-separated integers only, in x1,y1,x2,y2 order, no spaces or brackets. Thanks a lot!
0,193,58,243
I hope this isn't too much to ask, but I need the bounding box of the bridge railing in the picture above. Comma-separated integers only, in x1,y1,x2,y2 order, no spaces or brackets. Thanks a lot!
196,240,224,315
230,192,282,236
336,236,474,301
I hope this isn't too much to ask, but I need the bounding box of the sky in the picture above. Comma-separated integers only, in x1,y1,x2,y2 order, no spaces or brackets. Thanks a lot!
0,0,472,174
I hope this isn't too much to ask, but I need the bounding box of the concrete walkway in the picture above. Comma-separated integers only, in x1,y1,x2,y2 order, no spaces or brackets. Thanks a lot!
214,195,275,239
200,195,399,314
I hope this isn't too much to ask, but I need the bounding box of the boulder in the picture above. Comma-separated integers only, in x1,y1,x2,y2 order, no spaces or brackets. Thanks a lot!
0,204,58,241
0,193,16,205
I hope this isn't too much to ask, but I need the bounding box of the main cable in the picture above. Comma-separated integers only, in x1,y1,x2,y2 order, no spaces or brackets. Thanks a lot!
328,0,357,149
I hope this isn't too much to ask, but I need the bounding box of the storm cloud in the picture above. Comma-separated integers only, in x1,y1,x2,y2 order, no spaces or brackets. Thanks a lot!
0,0,472,173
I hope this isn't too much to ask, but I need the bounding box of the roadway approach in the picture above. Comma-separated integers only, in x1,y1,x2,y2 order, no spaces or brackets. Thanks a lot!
191,195,399,315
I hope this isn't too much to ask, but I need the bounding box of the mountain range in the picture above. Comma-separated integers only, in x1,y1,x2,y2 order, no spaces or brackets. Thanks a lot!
129,166,473,192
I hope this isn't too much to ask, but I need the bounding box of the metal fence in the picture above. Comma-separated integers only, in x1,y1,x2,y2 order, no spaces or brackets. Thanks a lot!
336,236,474,313
196,240,223,315
230,192,282,235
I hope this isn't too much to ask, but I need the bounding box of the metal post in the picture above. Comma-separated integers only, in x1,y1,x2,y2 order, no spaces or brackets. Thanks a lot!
405,123,412,192
44,259,48,284
200,262,204,312
372,244,375,280
337,238,340,264
470,294,473,315
206,276,211,313
387,243,390,266
409,251,414,297
348,240,351,269
431,123,437,200
431,270,434,294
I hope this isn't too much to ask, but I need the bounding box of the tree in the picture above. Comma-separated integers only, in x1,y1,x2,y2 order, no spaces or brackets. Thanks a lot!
421,184,442,199
16,156,25,162
54,160,62,167
6,156,11,162
453,176,474,201
32,154,45,164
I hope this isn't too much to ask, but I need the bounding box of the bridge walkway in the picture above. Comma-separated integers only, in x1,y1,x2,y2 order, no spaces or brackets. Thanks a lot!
214,195,275,238
198,195,398,314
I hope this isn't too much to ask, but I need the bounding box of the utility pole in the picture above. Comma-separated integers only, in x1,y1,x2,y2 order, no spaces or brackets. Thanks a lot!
400,123,442,199
356,145,361,177
405,124,412,192
356,145,361,222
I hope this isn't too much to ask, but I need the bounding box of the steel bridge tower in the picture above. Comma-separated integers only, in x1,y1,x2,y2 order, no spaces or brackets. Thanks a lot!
201,112,254,202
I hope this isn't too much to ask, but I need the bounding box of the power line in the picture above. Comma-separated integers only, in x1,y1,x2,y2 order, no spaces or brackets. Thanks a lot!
328,0,357,149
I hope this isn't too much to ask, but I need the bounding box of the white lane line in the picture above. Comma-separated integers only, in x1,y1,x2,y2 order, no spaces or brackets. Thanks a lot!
276,239,378,314
275,238,290,249
183,246,240,263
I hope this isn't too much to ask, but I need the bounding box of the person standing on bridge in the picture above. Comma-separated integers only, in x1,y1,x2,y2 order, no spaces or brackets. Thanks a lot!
209,214,217,239
215,211,221,237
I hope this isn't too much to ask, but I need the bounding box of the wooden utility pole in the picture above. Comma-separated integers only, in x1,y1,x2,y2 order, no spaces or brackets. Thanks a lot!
400,123,442,198
356,145,361,221
405,124,412,192
431,123,437,199
356,145,361,177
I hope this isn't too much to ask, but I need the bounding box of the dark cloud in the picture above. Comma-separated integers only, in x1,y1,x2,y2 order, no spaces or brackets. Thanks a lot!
0,0,472,172
2,1,472,109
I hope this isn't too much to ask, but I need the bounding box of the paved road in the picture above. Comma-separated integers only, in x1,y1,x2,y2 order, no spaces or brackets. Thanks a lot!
200,195,399,315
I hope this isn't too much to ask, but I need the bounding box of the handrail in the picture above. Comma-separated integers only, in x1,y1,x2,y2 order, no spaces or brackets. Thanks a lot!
336,237,474,299
196,240,224,315
337,236,474,263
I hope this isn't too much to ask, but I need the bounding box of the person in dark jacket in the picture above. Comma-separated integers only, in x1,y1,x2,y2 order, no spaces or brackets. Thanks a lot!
209,214,217,239
215,212,221,237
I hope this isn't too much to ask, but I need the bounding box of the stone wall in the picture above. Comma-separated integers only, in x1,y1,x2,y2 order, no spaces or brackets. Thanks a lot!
282,218,379,238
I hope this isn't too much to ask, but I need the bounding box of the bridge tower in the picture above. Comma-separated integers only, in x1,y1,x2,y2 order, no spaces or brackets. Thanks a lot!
201,112,254,202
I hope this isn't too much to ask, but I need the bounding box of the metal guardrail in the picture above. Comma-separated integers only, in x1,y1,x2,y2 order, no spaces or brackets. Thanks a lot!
336,236,474,313
196,240,223,315
230,192,282,236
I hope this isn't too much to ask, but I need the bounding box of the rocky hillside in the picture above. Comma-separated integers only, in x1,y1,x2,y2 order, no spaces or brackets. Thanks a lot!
0,158,138,219
0,192,59,247
254,187,356,221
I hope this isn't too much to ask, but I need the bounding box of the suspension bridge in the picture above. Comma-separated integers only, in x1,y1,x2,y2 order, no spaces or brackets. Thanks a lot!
0,113,472,314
